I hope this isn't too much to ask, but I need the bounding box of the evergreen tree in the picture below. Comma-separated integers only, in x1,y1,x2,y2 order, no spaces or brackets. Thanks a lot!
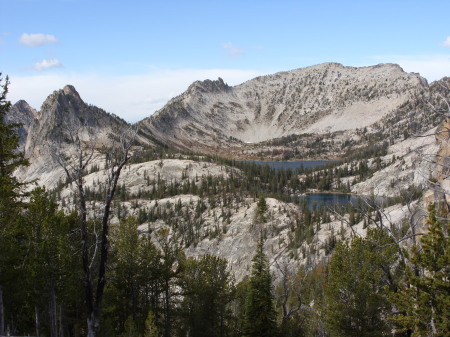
0,74,29,336
109,217,141,332
0,74,28,218
255,195,268,224
143,311,159,337
324,228,399,337
107,217,165,336
390,204,450,336
156,229,181,337
178,254,235,337
242,238,277,337
23,187,80,337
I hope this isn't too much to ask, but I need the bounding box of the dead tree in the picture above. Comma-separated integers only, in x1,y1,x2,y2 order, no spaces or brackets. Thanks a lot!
273,260,327,336
52,121,136,337
274,261,308,324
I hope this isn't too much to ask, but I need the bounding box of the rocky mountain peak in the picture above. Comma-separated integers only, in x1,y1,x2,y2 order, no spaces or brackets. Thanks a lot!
141,63,430,152
12,100,38,118
13,84,133,186
187,77,230,95
39,84,85,115
5,100,38,151
62,84,82,99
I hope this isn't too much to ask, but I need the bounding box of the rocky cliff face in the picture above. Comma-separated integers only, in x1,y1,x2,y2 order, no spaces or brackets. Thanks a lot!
12,85,133,187
139,63,428,155
5,100,38,152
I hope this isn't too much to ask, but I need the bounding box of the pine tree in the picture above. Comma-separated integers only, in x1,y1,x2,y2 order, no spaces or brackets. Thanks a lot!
143,312,159,337
23,187,80,337
324,228,399,337
242,238,277,337
255,195,268,223
110,217,141,332
390,204,450,336
0,74,29,336
178,254,235,337
0,74,28,215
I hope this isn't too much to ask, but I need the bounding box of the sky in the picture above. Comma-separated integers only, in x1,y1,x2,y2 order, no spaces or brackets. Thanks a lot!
1,0,450,122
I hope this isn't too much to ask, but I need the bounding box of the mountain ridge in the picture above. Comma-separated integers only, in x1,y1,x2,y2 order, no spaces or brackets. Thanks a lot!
6,62,448,289
10,63,448,180
138,62,431,156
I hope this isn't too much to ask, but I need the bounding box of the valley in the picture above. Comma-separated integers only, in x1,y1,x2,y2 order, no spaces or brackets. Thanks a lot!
3,63,450,336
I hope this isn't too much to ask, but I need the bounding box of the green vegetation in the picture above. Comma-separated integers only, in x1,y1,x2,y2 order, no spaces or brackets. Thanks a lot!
324,228,400,336
390,204,450,336
242,238,277,337
1,75,449,337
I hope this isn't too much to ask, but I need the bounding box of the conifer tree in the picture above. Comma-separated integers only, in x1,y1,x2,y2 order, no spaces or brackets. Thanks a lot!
0,74,28,215
110,217,141,331
390,204,450,336
23,187,80,337
179,254,235,337
242,238,277,337
143,312,159,337
324,228,398,337
0,74,28,336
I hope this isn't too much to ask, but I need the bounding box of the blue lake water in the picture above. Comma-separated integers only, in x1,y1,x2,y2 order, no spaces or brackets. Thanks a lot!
248,160,333,170
299,193,362,210
248,160,374,209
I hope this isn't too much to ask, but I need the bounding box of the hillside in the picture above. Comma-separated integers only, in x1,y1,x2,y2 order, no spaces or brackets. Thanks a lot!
139,63,434,158
4,63,450,337
7,64,448,279
6,63,447,266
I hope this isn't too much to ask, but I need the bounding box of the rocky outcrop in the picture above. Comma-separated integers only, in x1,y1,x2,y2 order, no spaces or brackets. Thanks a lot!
5,100,38,151
13,85,133,186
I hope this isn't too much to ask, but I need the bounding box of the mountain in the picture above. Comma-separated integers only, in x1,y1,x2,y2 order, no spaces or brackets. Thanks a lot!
6,64,449,283
11,85,133,187
5,99,38,152
139,63,430,157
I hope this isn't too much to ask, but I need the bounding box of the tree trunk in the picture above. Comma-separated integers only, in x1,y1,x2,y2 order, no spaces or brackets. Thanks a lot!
164,281,171,337
87,312,99,337
48,283,57,337
0,285,4,336
59,305,64,337
56,124,135,336
35,305,40,337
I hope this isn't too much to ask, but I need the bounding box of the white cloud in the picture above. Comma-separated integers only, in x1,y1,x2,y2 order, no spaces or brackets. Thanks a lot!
20,33,58,47
442,36,450,47
33,58,63,71
223,42,244,56
7,68,263,122
251,45,264,50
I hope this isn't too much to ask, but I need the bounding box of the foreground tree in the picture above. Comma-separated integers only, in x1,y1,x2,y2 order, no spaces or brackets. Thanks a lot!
53,119,136,337
178,254,235,337
107,217,164,335
390,204,450,336
324,228,400,337
23,187,80,337
0,74,29,335
242,238,278,337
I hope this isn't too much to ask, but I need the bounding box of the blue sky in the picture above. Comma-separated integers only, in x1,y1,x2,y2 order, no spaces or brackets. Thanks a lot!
1,0,449,121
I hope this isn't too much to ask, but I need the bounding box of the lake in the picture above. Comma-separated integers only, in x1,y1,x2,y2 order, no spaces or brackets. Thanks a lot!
299,193,362,210
248,160,371,209
248,160,333,170
299,193,386,210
